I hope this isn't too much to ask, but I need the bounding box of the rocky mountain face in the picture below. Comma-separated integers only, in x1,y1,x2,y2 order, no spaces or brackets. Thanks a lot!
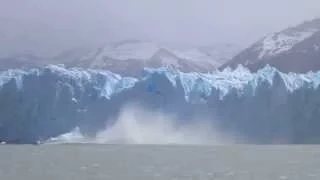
0,40,240,76
222,19,320,73
4,19,320,74
0,53,45,70
66,40,228,76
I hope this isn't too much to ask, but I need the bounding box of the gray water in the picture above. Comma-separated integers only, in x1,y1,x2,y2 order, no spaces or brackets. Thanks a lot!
0,145,320,180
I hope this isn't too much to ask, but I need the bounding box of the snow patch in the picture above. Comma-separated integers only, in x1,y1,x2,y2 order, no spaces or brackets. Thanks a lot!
257,29,318,59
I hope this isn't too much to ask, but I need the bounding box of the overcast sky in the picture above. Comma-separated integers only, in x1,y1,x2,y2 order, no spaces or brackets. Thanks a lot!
0,0,320,57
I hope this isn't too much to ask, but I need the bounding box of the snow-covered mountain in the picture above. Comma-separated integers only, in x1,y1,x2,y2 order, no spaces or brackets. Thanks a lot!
0,40,241,75
0,53,45,70
61,40,240,76
1,65,320,144
222,18,320,73
52,47,94,65
199,43,241,64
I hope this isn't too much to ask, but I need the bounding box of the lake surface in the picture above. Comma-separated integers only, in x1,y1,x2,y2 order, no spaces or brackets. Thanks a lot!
0,145,320,180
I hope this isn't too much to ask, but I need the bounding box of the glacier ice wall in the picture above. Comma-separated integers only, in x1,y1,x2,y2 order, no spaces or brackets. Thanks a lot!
1,65,320,144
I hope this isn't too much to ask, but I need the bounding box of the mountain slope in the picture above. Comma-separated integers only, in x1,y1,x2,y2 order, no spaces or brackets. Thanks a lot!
52,47,94,65
0,40,240,75
199,43,241,65
62,40,240,76
0,53,45,70
222,19,320,73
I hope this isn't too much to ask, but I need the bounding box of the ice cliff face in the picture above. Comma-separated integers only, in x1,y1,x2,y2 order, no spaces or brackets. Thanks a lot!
1,65,320,144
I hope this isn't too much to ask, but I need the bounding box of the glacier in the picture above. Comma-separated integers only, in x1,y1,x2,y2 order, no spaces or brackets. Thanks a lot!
1,64,320,144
